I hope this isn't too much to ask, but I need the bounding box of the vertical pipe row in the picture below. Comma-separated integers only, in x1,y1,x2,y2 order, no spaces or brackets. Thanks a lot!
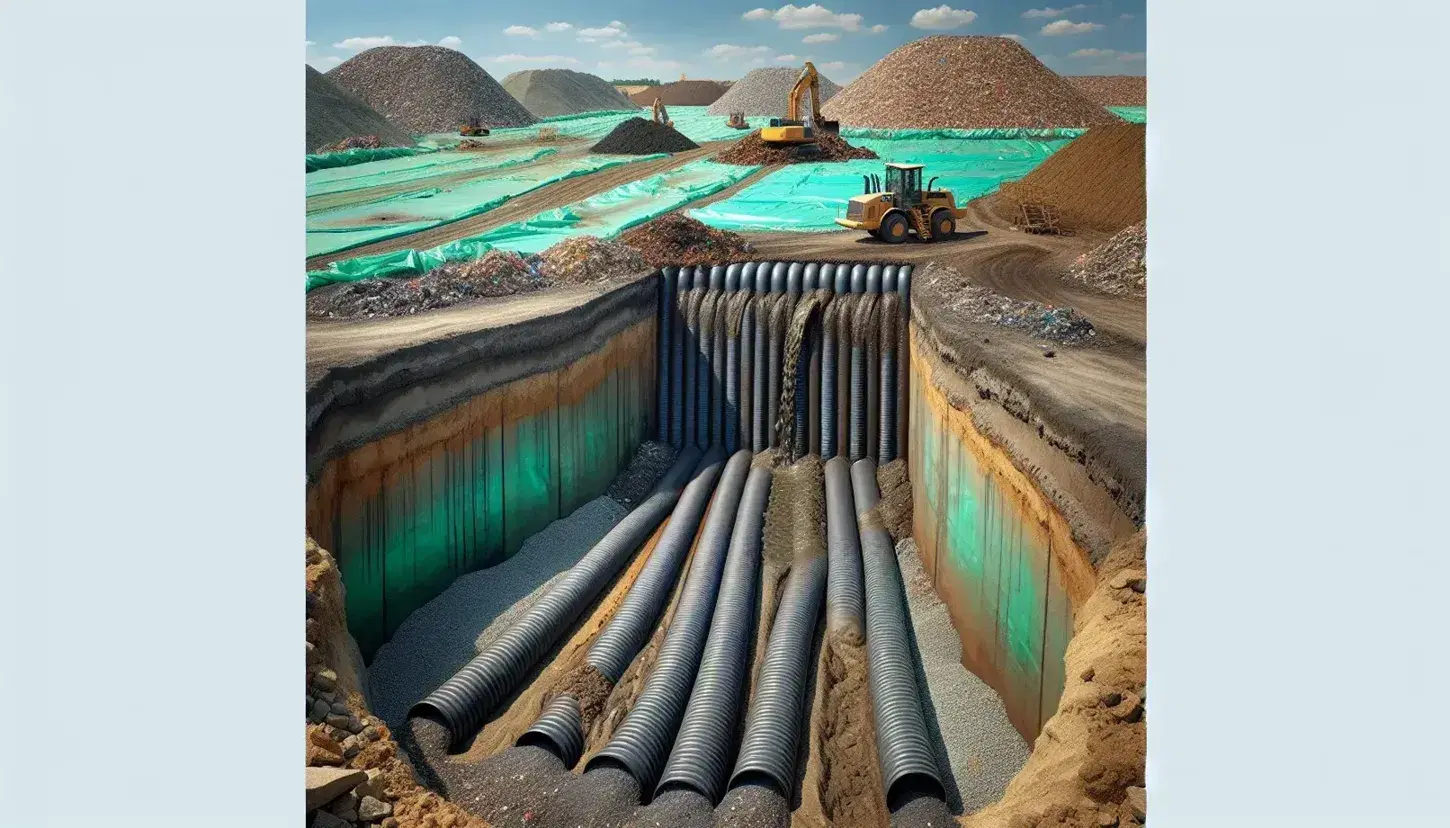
670,269,687,449
739,263,757,454
896,265,912,466
723,264,744,454
695,267,715,449
878,266,899,464
864,265,882,463
682,272,700,449
657,268,674,443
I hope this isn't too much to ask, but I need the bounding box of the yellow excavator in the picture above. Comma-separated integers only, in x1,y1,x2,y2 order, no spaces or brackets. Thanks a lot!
459,116,490,137
760,61,839,157
834,163,969,243
727,111,749,130
652,97,674,128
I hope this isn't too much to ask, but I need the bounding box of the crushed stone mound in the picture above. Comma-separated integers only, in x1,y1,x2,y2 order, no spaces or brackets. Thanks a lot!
715,130,877,165
1067,75,1147,107
318,135,383,153
305,251,545,319
1000,123,1145,233
502,68,640,119
822,36,1121,130
326,45,537,134
627,80,730,107
539,237,649,284
705,66,842,117
921,262,1097,346
306,65,413,153
617,214,754,269
590,117,699,154
1069,221,1146,297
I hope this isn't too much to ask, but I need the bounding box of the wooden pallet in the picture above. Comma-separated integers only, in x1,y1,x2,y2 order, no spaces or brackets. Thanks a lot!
1017,203,1071,235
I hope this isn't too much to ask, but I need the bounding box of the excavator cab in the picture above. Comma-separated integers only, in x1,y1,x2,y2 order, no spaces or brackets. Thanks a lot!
761,62,840,149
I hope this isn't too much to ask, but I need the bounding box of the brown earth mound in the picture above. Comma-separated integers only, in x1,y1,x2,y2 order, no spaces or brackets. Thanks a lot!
503,68,640,118
628,79,730,106
1067,75,1147,107
326,45,537,133
306,65,413,153
715,131,877,165
1000,123,1145,233
822,36,1120,130
617,214,753,268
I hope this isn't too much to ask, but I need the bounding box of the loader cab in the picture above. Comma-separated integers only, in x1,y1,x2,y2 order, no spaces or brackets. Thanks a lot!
886,163,924,208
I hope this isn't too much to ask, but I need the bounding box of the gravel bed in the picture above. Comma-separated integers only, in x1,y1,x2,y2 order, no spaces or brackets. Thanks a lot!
1066,75,1148,107
539,237,650,285
591,118,699,154
622,788,714,828
705,67,841,117
605,440,677,507
306,65,412,153
821,36,1119,130
920,262,1098,346
891,792,957,828
306,251,547,319
504,68,640,118
896,537,1029,814
327,45,537,133
616,215,753,270
1069,220,1146,297
366,496,627,730
715,784,790,828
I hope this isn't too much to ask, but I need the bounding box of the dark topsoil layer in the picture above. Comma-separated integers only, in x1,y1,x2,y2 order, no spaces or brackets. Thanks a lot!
715,131,877,165
591,118,700,155
617,214,753,270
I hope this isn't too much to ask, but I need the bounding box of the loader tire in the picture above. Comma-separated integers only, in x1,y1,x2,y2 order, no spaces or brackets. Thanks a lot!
881,212,909,244
930,208,955,241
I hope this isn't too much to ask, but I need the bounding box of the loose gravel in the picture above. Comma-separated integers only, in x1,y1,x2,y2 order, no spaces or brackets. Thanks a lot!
920,262,1098,346
623,788,714,828
715,130,877,166
821,36,1120,130
306,65,412,153
627,80,730,107
1066,75,1147,107
327,45,537,133
590,118,699,154
715,783,790,828
1069,220,1146,297
540,236,650,285
504,68,640,119
366,496,627,730
605,440,677,507
306,251,547,320
705,67,842,117
896,537,1029,814
617,215,754,270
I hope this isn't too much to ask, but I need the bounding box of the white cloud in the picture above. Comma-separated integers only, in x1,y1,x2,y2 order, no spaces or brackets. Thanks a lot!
305,40,316,47
776,53,801,62
749,4,864,31
1000,34,1026,43
1040,20,1103,35
504,25,539,37
910,6,978,30
491,54,581,64
579,25,625,38
803,33,839,44
609,21,628,29
870,24,888,34
403,39,431,47
1117,52,1145,62
600,39,636,50
1023,5,1090,18
334,36,397,50
546,22,574,32
819,60,847,71
308,55,343,70
706,43,772,59
1069,48,1117,58
438,36,462,48
629,45,656,56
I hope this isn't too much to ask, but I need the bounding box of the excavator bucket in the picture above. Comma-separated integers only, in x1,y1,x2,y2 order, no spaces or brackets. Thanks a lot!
817,119,840,135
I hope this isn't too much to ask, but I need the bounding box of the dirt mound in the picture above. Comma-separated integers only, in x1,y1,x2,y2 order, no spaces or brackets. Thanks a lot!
1070,221,1146,297
1067,75,1147,107
999,123,1145,233
628,79,730,106
715,130,877,165
821,36,1120,130
590,117,699,154
617,214,753,269
539,236,649,284
705,66,842,117
326,45,537,134
306,65,413,153
318,135,383,153
306,251,545,319
503,68,640,118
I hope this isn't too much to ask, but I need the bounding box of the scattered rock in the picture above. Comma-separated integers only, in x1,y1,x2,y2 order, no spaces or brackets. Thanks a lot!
1097,811,1121,827
355,768,387,801
1044,349,1057,358
1110,693,1144,724
307,249,547,320
326,713,353,731
310,811,350,828
616,214,752,270
920,262,1098,345
313,668,338,692
1081,667,1096,683
305,767,367,811
358,795,393,821
341,735,361,759
307,727,345,767
538,236,649,285
1125,786,1147,820
1100,691,1123,708
309,699,330,724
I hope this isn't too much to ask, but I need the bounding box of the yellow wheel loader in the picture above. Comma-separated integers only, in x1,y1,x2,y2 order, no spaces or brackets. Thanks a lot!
760,61,839,158
834,163,969,244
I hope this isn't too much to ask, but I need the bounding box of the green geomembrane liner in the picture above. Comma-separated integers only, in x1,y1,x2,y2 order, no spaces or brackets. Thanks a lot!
416,106,770,147
1108,106,1147,123
306,158,759,289
307,146,556,201
306,152,663,258
306,145,428,172
690,137,1071,233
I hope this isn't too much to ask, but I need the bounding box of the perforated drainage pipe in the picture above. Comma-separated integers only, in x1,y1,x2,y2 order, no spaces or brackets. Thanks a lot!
824,455,864,640
410,447,704,748
850,458,946,809
655,463,772,804
751,263,773,452
587,450,754,795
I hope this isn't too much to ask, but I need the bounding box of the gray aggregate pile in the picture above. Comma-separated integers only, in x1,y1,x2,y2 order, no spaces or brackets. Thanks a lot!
891,791,958,828
715,784,790,828
705,67,842,117
327,45,537,133
896,538,1029,814
366,496,627,729
305,65,413,153
606,440,677,507
504,68,641,118
622,788,713,828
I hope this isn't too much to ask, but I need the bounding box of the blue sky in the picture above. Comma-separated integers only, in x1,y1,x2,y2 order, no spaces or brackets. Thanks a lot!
305,2,1145,83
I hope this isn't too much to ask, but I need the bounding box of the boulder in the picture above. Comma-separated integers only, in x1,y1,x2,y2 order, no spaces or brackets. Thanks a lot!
305,766,366,811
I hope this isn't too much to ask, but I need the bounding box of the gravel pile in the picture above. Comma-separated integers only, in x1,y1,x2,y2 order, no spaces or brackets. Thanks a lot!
821,36,1120,130
503,68,640,118
305,251,547,319
326,45,537,133
627,80,730,106
306,65,413,153
921,262,1097,345
1000,123,1145,233
590,117,699,154
1069,220,1146,297
605,440,676,507
617,214,754,269
367,496,627,730
317,135,384,153
705,66,842,117
1067,75,1147,107
539,236,650,284
715,130,877,165
895,538,1030,814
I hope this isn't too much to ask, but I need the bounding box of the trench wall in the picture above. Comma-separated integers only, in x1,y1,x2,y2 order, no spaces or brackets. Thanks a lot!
306,321,656,659
908,331,1096,741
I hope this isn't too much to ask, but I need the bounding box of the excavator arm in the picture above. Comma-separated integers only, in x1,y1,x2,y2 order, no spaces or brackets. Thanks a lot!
787,62,838,134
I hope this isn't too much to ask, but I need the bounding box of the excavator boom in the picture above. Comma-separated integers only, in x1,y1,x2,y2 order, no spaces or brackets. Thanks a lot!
761,61,838,147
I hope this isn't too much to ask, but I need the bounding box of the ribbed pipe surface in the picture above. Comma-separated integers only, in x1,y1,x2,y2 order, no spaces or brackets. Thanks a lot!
670,278,687,449
878,348,898,463
696,289,717,449
850,459,946,808
766,298,785,449
588,451,755,794
848,344,867,461
740,302,755,453
711,293,728,447
824,456,864,640
658,269,674,443
752,296,770,452
516,693,585,769
725,334,741,454
682,286,702,449
820,312,837,459
655,465,772,803
587,448,728,681
410,449,703,746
